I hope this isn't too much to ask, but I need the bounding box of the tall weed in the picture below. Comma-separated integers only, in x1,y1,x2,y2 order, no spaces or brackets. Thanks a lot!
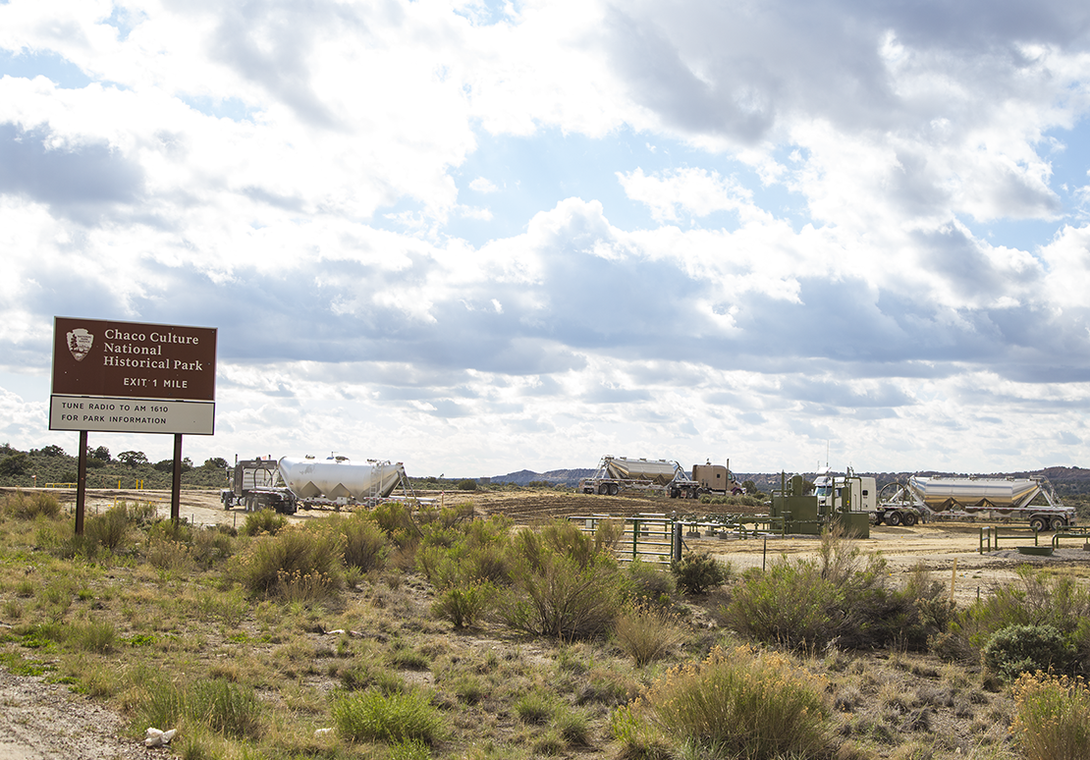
234,525,344,600
1012,672,1090,760
630,644,833,760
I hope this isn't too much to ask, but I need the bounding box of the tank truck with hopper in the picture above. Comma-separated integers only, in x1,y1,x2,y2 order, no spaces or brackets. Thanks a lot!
579,456,742,499
580,456,702,498
876,475,1074,531
221,455,412,513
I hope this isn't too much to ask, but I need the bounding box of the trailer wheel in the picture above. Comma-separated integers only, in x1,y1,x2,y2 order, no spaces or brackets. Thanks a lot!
1029,516,1047,533
901,512,918,527
609,483,620,496
598,483,610,495
1051,516,1067,532
886,511,902,527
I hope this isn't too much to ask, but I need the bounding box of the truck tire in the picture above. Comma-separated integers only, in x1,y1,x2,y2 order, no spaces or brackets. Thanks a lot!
1029,516,1047,533
901,512,918,527
598,483,610,495
886,511,902,527
1051,516,1067,532
608,483,619,496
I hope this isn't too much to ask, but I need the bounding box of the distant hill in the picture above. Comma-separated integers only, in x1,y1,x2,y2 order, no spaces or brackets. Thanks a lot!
490,468,594,487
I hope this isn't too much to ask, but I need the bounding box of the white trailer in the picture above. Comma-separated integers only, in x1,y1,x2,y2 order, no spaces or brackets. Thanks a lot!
221,454,411,513
278,456,408,505
579,455,701,498
877,475,1074,531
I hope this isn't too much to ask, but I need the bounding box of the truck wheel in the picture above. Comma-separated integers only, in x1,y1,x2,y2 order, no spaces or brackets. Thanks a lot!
886,511,902,527
598,484,610,495
1051,517,1067,532
1029,516,1047,533
901,512,917,527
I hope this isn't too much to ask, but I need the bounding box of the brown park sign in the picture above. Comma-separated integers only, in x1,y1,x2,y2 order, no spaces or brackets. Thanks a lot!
49,317,217,435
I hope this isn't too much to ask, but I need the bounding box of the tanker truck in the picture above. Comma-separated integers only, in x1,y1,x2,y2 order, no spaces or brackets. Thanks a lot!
876,475,1075,531
579,455,702,498
221,455,411,513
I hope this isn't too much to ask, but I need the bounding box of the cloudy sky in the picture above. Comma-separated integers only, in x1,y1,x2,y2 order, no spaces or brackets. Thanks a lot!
2,0,1090,478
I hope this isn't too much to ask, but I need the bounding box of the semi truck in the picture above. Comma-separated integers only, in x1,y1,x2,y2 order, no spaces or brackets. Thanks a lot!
579,456,743,499
221,455,411,513
876,475,1074,530
813,471,881,521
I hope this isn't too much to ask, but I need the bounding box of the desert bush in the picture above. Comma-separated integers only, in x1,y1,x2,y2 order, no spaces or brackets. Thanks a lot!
332,689,446,745
725,551,922,652
84,506,130,551
498,524,626,639
339,513,389,572
671,551,728,595
625,558,675,604
959,567,1090,643
2,490,61,519
240,510,288,537
372,501,420,545
620,644,833,760
431,580,497,629
983,624,1075,681
234,525,344,599
1012,672,1090,760
613,604,685,667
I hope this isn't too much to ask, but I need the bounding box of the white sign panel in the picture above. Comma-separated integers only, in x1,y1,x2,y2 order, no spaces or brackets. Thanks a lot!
49,395,215,435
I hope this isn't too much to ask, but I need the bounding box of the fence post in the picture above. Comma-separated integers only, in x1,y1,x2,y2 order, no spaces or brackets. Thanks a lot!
672,522,682,563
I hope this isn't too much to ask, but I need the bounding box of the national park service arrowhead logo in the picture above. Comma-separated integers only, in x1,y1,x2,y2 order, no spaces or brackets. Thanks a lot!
66,328,94,362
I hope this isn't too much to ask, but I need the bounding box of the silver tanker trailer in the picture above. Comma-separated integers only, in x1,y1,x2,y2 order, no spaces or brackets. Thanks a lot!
221,455,411,513
877,475,1075,531
579,455,702,497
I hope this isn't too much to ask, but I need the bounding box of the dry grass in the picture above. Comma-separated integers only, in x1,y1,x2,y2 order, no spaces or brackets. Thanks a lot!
0,490,1057,759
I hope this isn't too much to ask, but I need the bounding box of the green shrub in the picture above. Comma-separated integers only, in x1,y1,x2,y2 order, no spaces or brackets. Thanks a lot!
498,525,626,639
1012,672,1090,760
332,689,446,745
625,559,676,604
2,490,61,519
240,510,287,536
455,479,478,491
725,553,921,652
85,506,130,551
133,674,261,741
954,567,1090,658
431,580,497,629
671,551,728,595
984,624,1075,681
629,645,833,760
339,514,388,572
235,525,344,599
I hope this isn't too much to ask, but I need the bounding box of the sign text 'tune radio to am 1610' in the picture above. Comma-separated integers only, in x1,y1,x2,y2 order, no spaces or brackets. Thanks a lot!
49,317,217,435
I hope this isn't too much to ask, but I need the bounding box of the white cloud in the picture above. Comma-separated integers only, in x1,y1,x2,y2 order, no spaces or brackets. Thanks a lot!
2,0,1090,475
